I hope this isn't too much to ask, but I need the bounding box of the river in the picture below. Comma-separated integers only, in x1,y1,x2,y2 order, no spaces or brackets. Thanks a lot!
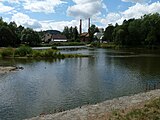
0,48,160,120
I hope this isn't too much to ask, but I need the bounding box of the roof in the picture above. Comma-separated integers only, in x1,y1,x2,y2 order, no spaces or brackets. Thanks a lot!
52,34,67,39
80,32,89,37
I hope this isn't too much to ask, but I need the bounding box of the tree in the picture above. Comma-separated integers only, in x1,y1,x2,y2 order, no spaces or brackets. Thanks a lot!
103,24,114,42
0,26,18,47
109,13,160,47
63,26,70,39
73,26,79,41
88,24,99,42
21,28,41,46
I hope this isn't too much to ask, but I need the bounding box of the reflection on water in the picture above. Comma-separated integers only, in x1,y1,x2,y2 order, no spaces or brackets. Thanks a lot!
0,48,160,120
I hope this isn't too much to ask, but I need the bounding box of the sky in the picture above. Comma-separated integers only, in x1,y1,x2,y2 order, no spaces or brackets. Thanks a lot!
0,0,160,32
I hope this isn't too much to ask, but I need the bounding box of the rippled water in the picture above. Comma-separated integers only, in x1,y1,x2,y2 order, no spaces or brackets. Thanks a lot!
0,48,160,120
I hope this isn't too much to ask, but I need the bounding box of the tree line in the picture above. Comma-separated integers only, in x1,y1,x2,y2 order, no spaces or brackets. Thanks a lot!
62,24,99,42
1,13,160,47
103,13,160,47
0,17,41,47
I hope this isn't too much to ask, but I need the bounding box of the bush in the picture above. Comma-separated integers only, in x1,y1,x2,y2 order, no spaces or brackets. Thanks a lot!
90,42,100,47
32,50,41,58
1,48,14,58
52,46,57,50
15,46,32,57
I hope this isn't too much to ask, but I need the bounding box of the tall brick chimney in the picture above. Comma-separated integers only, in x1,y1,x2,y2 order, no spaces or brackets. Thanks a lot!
79,19,82,35
88,18,90,34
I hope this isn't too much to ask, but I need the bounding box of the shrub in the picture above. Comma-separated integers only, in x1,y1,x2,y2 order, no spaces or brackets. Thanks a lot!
15,46,32,57
52,46,57,50
32,50,41,58
43,49,53,57
1,48,14,58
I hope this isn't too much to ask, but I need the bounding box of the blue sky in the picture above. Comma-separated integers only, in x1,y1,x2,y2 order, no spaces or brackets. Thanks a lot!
0,0,160,32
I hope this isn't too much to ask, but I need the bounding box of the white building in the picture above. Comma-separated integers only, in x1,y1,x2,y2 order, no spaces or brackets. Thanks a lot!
94,28,104,41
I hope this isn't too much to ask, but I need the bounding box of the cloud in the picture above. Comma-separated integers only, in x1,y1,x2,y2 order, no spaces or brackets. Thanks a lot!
11,13,42,29
67,0,107,19
121,0,150,3
1,0,66,13
40,20,79,31
0,3,14,13
23,0,66,13
101,1,160,26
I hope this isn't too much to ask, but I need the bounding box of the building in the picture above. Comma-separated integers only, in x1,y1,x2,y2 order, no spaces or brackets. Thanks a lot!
94,28,104,42
79,18,91,42
80,32,90,42
42,30,67,43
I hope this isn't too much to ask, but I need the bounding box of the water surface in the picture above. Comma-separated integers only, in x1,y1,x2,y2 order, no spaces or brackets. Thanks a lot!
0,48,160,120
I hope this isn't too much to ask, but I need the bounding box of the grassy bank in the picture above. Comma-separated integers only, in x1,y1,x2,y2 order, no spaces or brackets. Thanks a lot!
90,42,160,50
0,46,89,59
41,42,86,47
109,97,160,120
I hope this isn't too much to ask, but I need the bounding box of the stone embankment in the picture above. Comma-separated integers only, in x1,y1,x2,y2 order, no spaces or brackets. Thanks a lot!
0,66,23,74
26,89,160,120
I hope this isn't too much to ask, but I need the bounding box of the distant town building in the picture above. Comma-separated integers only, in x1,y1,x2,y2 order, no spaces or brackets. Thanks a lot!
94,28,104,42
80,32,90,42
42,30,67,43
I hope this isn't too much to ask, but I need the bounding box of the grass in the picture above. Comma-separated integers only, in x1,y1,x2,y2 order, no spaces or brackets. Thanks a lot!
101,43,116,49
109,97,160,120
41,42,86,47
0,46,89,59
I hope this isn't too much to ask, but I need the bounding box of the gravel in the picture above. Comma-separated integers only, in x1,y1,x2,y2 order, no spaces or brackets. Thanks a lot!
26,89,160,120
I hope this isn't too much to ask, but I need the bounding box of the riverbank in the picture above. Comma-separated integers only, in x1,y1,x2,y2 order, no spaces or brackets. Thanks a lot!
26,89,160,120
0,46,90,59
0,66,23,74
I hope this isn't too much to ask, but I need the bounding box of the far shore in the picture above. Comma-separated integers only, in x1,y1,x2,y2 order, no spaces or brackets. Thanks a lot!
26,89,160,120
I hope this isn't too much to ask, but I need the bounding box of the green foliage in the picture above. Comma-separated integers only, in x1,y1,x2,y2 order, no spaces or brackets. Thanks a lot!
105,13,160,47
0,48,14,58
33,49,64,59
103,24,114,42
88,24,99,42
62,26,79,41
101,43,116,48
0,17,41,47
46,42,86,46
21,28,41,46
90,42,101,47
15,46,32,57
109,98,160,120
0,26,18,47
51,46,57,50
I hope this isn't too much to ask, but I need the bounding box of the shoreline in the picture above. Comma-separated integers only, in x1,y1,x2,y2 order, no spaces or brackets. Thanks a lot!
0,66,23,74
26,89,160,120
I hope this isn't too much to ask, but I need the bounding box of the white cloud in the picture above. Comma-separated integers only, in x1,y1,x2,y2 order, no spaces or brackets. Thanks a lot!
122,2,160,19
101,1,160,26
23,0,66,13
11,12,42,29
1,0,66,13
67,0,107,19
122,0,150,3
40,20,79,31
101,13,122,25
0,3,14,13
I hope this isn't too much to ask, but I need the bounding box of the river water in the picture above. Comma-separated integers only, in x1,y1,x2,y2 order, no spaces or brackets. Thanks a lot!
0,48,160,120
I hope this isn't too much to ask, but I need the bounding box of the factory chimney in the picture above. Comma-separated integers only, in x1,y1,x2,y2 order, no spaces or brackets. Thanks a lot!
88,18,90,34
79,19,82,35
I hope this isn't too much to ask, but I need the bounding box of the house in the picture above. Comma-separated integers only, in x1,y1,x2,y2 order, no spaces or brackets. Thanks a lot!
80,32,90,42
42,30,67,43
50,34,67,43
94,28,104,42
